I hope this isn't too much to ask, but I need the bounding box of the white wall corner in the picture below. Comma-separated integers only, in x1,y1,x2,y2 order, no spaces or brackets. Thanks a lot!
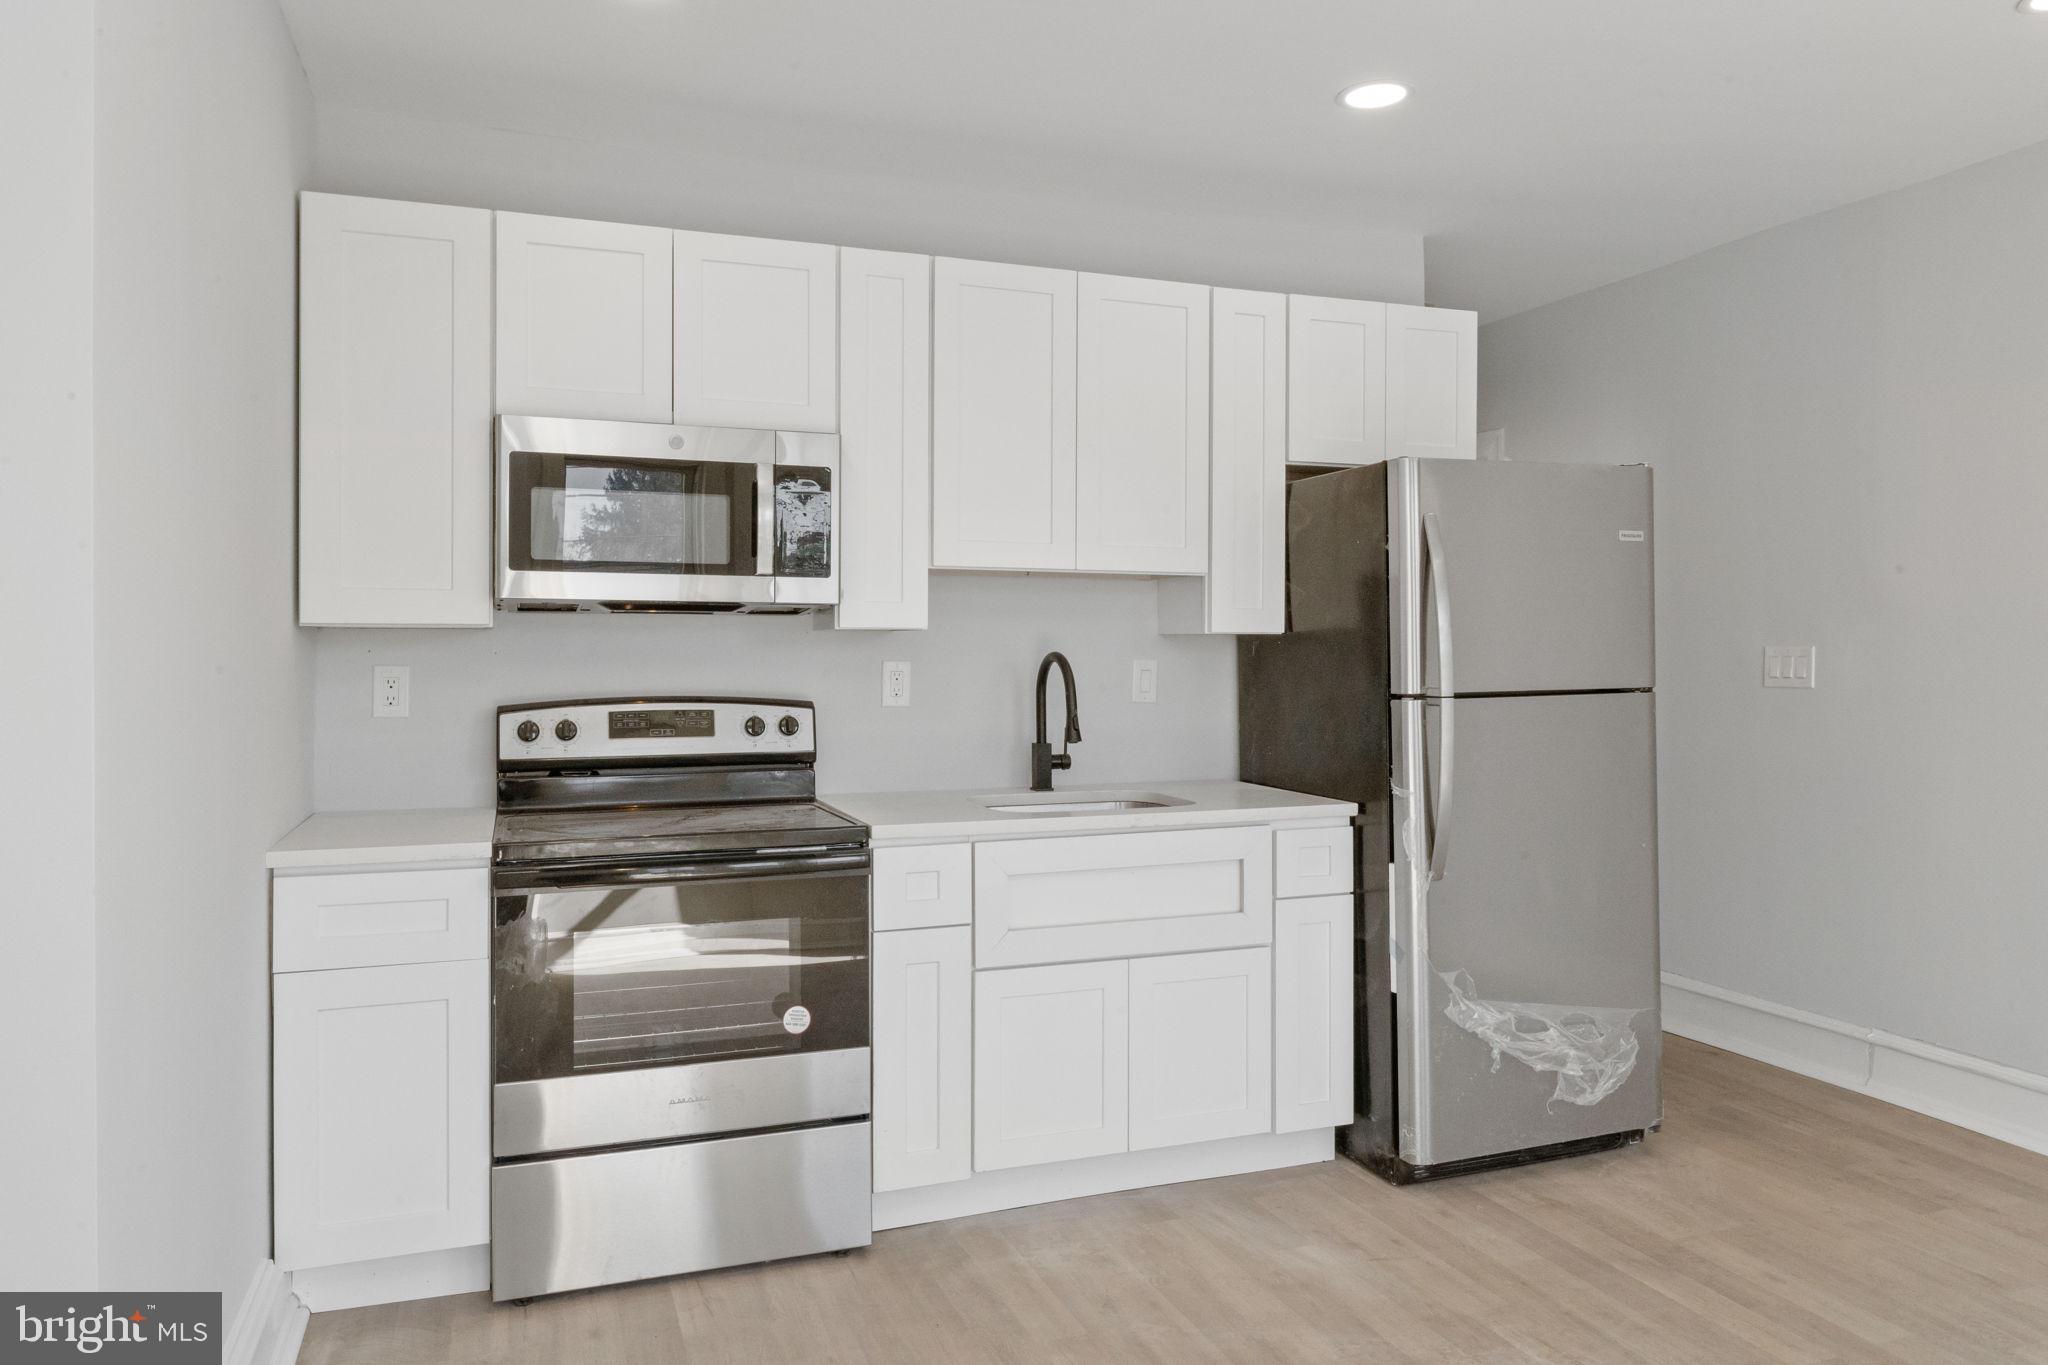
222,1259,309,1365
1661,973,2048,1160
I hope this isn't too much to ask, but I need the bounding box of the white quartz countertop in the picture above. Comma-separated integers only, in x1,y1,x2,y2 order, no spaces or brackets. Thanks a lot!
824,779,1355,844
267,807,496,871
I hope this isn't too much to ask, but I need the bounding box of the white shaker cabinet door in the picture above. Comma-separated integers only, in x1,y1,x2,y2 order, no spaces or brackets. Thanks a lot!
932,258,1078,571
1386,303,1478,461
835,248,932,630
674,231,837,432
973,959,1129,1170
1075,273,1209,575
273,960,489,1270
1273,895,1356,1133
1287,295,1387,467
494,212,674,422
298,193,492,627
872,927,974,1192
1128,947,1273,1150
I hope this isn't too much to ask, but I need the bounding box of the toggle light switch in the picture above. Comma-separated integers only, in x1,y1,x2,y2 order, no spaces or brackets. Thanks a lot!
1763,645,1816,689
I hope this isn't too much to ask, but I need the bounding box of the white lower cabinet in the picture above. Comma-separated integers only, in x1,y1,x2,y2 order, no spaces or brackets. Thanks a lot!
273,958,489,1270
872,926,974,1192
1129,947,1273,1150
973,959,1130,1171
1273,896,1356,1133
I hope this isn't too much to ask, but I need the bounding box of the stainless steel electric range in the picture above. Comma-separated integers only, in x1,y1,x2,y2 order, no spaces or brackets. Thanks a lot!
488,697,872,1302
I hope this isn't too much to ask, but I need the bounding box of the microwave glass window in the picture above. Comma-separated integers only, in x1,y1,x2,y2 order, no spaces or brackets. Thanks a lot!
511,454,756,576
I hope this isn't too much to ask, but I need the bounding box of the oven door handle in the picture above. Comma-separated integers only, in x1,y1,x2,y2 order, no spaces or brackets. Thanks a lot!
495,849,870,892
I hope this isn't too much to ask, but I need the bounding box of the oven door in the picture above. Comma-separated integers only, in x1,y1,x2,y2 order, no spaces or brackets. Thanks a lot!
491,849,871,1158
498,415,776,607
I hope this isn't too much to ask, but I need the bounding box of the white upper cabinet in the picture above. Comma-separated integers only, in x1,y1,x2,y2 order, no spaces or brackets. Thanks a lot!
494,213,674,423
1287,295,1388,467
932,258,1078,571
1159,288,1287,634
674,231,837,432
298,193,492,627
835,248,932,630
1386,303,1479,461
1074,274,1209,575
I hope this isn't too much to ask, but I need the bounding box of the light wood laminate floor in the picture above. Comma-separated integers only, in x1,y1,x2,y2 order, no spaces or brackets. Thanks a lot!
300,1038,2048,1365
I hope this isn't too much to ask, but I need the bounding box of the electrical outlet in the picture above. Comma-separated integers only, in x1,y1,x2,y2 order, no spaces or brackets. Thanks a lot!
372,665,411,718
1763,645,1816,689
881,660,911,708
1131,659,1158,704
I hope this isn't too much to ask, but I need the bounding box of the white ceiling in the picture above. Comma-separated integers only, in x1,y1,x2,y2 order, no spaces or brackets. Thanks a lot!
277,0,2048,319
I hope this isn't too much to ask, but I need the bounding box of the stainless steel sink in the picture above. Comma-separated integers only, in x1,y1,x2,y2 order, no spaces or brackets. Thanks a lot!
978,790,1193,816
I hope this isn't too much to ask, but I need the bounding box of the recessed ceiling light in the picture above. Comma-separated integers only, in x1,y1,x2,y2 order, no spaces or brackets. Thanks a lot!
2022,0,2048,12
1339,82,1410,111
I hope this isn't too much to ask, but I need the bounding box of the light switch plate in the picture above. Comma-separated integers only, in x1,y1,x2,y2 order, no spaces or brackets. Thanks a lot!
372,664,410,717
1763,645,1816,689
1131,660,1158,704
881,660,911,708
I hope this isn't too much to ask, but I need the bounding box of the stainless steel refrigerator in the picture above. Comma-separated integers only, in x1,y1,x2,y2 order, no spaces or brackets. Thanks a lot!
1240,457,1661,1182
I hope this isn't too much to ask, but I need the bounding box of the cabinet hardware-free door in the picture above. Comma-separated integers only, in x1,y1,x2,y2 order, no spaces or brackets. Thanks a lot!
273,959,489,1269
932,258,1078,571
1287,295,1388,467
494,212,674,423
835,248,932,629
973,959,1129,1170
1075,274,1209,574
298,193,492,627
674,231,837,432
1386,304,1478,461
1273,896,1356,1133
1159,287,1286,634
1129,947,1273,1149
872,927,973,1191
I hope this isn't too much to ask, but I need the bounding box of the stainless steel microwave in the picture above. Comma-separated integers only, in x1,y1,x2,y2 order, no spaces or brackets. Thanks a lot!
496,415,837,612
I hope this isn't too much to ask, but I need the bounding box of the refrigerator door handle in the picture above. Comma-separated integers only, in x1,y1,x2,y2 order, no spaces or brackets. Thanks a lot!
1422,512,1456,880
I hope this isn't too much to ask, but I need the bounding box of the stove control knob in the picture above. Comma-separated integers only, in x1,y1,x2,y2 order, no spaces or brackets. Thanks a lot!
778,715,801,737
744,715,767,737
554,719,578,742
515,720,541,744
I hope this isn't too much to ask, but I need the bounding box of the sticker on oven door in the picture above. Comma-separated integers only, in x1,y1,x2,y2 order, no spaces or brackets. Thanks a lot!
1618,530,1645,542
781,1005,812,1035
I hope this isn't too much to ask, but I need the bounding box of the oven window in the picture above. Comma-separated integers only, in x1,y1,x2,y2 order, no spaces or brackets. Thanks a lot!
493,869,868,1084
508,453,757,576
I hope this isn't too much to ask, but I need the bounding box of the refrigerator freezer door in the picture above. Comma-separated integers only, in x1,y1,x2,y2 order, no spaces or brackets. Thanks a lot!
1390,459,1653,696
1393,691,1660,1168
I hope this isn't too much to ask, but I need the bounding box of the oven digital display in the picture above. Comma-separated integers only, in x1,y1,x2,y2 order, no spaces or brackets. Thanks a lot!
608,708,715,740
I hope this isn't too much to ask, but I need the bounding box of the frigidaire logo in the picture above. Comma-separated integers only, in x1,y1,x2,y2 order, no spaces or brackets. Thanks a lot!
5,1292,220,1361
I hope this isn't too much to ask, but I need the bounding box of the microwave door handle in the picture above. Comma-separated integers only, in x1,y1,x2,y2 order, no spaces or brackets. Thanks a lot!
756,455,777,577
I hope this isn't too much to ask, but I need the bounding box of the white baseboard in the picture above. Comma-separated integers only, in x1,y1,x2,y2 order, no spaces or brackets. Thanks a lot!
873,1128,1334,1231
290,1244,490,1314
1662,972,2048,1159
222,1259,308,1365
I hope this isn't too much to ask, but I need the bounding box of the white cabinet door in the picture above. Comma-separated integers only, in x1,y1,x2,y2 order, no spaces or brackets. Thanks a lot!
274,960,489,1270
835,248,932,630
1075,274,1208,575
494,212,673,422
674,231,837,432
1159,287,1287,635
872,927,973,1192
298,193,492,627
1287,295,1387,467
932,258,1077,571
1386,304,1478,461
1273,895,1355,1133
1129,947,1272,1150
973,959,1128,1170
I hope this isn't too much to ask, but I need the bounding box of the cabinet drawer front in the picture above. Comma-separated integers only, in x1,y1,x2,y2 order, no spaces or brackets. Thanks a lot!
1129,947,1273,1150
274,869,489,972
973,959,1129,1170
873,844,972,932
974,826,1272,968
872,927,973,1192
1275,826,1355,899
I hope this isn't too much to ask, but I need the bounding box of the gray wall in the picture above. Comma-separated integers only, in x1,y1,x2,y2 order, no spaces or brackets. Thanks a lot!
1479,138,2048,1076
306,106,1427,808
93,0,313,1306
